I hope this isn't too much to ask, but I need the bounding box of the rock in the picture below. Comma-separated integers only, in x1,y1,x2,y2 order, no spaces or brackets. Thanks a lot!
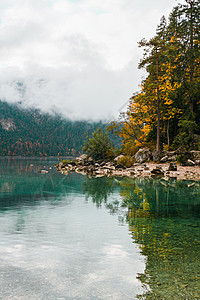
116,163,126,169
104,166,115,170
77,154,87,160
114,155,125,162
105,162,113,167
182,159,195,166
160,156,168,162
130,171,135,175
168,155,177,161
40,170,48,174
75,166,85,173
134,163,141,166
167,151,177,157
168,163,177,171
144,166,150,170
155,164,162,169
76,154,88,164
151,167,164,176
190,151,200,160
68,161,77,166
135,148,151,163
152,150,163,162
59,162,67,168
88,157,94,164
85,165,95,174
195,160,200,165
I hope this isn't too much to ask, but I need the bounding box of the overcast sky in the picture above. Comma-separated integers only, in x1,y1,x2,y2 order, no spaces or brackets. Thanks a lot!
0,0,184,120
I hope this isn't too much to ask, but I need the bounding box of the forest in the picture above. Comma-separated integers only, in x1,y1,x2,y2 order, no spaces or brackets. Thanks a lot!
1,1,199,158
110,0,200,156
0,100,108,156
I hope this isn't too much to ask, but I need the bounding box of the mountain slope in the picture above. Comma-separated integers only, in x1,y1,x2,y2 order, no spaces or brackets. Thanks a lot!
0,101,109,156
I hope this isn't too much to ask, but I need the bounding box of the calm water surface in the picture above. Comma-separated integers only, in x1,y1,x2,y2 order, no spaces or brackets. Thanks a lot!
0,158,199,299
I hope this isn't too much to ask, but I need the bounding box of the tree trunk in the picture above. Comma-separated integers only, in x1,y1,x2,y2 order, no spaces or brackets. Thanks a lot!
167,119,170,148
156,49,160,152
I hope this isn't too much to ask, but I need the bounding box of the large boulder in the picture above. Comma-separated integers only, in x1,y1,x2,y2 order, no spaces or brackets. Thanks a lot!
76,154,88,164
160,155,168,163
190,151,200,162
181,159,195,166
135,148,151,163
152,150,163,162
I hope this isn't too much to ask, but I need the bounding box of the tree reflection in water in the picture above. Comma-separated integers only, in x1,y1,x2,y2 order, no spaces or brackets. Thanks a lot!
82,176,125,220
82,175,200,299
119,177,200,299
82,176,115,208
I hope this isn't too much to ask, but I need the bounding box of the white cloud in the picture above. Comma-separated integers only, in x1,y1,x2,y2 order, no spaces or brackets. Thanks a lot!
0,0,183,120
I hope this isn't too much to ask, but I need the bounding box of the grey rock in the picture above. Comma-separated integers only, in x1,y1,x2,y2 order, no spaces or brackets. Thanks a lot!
151,167,164,176
190,151,200,160
168,163,177,171
155,164,163,170
68,161,77,166
144,166,150,170
182,159,195,166
76,154,88,163
135,148,151,163
152,150,163,162
160,156,168,162
116,163,126,169
168,155,177,161
167,151,177,157
88,157,94,163
40,170,48,174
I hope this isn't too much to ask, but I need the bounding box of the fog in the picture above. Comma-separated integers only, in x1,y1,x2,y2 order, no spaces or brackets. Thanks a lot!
0,0,184,120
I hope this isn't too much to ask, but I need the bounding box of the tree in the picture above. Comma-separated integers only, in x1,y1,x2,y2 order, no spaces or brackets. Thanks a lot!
116,0,200,154
83,128,114,160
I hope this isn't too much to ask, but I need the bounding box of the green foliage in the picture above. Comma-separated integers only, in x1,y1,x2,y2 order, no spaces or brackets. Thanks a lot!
173,119,199,150
117,155,135,168
83,128,114,161
177,154,183,164
117,0,200,154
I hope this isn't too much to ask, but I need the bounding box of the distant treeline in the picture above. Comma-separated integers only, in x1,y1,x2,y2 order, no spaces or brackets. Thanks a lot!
0,101,118,156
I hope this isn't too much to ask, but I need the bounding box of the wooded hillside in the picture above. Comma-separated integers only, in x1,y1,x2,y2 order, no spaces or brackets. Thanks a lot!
0,100,108,156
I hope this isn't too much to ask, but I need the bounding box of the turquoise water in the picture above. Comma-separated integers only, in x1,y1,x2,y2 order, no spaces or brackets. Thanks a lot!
0,158,199,299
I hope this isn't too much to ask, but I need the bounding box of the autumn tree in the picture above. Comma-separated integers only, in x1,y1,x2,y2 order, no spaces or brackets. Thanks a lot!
115,0,200,154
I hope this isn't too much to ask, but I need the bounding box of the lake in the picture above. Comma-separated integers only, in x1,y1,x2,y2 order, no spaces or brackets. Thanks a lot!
0,157,199,299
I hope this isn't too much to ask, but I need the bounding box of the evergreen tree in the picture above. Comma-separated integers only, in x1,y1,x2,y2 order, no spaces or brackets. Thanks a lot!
116,0,200,153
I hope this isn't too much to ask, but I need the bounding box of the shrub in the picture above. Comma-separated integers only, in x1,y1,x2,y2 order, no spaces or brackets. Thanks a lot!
83,128,114,161
117,155,135,167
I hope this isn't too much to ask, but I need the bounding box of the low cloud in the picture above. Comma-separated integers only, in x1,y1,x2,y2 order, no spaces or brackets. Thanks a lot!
0,0,183,120
0,59,140,120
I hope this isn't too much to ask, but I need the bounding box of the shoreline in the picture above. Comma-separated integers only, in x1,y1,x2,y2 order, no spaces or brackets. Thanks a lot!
56,160,200,182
